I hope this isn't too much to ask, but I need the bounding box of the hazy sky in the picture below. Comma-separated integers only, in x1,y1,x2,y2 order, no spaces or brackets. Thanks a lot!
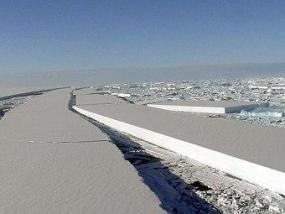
0,0,285,74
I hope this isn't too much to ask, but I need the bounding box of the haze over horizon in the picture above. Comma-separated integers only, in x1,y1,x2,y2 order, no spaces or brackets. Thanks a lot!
0,0,285,86
0,62,284,87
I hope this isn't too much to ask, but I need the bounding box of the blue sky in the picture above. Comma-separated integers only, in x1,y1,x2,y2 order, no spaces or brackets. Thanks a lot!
0,0,285,73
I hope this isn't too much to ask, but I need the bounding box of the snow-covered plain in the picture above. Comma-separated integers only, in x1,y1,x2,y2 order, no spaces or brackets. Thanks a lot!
73,93,285,196
0,89,163,214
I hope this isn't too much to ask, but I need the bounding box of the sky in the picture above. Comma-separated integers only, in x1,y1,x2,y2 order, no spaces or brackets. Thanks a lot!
0,0,285,82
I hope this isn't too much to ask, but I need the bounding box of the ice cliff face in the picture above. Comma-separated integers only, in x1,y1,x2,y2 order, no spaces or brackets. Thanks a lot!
240,106,285,118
